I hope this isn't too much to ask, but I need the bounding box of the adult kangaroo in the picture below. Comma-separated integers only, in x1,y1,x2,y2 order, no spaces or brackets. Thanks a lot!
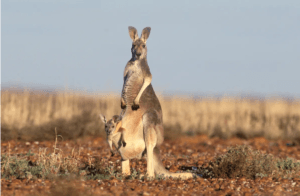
118,26,193,179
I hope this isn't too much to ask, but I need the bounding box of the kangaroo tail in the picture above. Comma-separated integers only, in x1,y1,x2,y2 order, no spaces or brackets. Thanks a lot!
153,147,193,179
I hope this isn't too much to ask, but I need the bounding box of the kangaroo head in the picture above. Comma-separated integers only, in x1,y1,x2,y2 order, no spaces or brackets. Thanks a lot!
128,26,151,61
100,114,122,135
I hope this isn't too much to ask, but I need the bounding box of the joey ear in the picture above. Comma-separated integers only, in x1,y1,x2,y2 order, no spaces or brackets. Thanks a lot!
128,26,139,41
141,27,151,43
112,115,120,123
99,114,106,124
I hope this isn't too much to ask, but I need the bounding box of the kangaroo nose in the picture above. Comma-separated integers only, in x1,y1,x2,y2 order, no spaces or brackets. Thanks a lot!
136,53,141,57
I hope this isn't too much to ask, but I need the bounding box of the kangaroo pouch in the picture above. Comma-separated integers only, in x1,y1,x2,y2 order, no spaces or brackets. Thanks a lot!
119,109,145,160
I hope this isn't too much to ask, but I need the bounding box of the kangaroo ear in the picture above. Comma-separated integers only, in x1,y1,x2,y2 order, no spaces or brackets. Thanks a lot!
141,27,151,43
99,114,106,124
128,26,139,41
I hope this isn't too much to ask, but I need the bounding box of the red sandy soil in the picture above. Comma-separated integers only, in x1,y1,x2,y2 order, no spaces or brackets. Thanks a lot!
1,135,300,196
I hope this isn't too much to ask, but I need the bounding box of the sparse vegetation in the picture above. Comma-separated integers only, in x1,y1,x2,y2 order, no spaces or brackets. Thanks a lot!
1,136,82,180
198,145,300,179
2,135,300,195
2,134,299,182
1,132,155,182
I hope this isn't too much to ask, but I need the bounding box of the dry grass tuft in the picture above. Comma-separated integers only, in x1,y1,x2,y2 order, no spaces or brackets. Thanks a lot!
1,130,137,181
199,145,300,179
1,131,81,180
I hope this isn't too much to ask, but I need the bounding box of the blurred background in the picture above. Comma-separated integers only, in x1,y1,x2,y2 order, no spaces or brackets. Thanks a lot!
2,0,300,142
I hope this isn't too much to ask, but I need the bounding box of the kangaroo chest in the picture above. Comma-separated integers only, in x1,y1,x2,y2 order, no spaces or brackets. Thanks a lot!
122,62,144,106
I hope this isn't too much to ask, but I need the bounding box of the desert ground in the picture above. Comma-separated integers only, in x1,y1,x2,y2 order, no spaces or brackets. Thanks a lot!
2,135,300,196
1,90,300,195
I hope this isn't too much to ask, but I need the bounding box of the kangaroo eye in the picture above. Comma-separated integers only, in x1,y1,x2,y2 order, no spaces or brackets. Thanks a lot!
132,44,136,48
142,45,145,48
112,126,115,128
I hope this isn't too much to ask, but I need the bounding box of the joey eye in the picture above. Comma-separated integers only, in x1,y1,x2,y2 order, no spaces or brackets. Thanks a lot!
142,45,145,48
112,126,115,128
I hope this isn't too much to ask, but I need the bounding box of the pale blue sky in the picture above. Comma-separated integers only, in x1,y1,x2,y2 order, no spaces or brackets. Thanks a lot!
2,0,300,97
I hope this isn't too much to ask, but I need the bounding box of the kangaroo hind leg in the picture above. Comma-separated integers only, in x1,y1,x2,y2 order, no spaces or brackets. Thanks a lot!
121,159,131,176
142,110,159,179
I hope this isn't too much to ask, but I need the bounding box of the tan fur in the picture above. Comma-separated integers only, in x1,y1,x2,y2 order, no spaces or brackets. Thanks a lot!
112,27,193,179
99,114,126,156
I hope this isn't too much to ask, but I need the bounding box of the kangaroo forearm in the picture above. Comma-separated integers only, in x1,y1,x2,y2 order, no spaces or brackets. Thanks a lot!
134,75,152,104
121,97,126,109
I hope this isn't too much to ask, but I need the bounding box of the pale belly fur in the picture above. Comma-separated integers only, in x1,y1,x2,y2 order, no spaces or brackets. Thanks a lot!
121,109,145,160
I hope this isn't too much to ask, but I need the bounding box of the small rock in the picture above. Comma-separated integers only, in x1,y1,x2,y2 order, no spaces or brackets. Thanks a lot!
214,184,220,190
275,185,283,191
187,149,193,153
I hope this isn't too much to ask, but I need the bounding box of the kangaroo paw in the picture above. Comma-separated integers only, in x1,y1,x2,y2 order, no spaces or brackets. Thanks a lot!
121,103,126,109
131,103,139,110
